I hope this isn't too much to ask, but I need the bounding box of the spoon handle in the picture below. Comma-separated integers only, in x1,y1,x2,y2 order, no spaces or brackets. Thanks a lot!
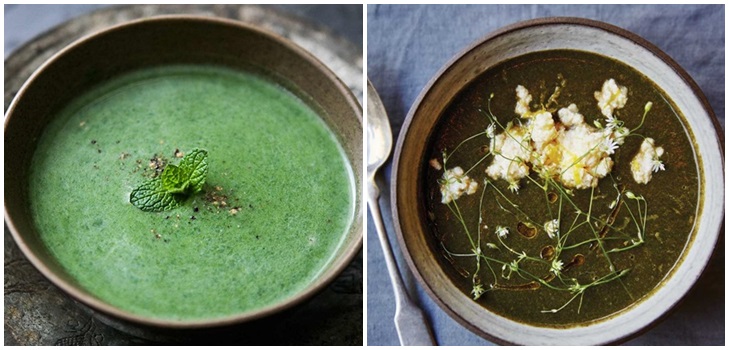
368,180,436,346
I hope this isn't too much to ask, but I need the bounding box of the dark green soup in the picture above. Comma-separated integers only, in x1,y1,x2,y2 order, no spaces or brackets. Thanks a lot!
29,65,354,321
424,50,699,326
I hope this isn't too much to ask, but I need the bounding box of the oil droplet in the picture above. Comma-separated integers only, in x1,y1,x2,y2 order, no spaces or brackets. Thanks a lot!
547,192,558,203
571,254,585,266
563,254,585,273
540,245,555,260
492,281,540,291
516,222,537,238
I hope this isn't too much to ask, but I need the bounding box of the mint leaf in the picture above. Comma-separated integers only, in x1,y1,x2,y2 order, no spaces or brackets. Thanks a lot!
130,148,208,212
179,148,208,193
161,164,190,194
130,178,185,212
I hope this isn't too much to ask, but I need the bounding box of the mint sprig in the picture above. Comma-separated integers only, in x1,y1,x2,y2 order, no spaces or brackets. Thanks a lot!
130,148,208,212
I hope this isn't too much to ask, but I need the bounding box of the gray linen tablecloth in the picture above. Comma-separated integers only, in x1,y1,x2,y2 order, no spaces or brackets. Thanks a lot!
367,4,724,345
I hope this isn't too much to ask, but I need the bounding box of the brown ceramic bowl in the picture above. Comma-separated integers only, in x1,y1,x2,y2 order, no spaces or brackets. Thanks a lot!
392,18,723,345
4,15,362,328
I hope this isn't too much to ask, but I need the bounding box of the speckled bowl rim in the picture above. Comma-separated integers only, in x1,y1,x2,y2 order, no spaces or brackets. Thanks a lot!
4,15,363,329
391,17,723,345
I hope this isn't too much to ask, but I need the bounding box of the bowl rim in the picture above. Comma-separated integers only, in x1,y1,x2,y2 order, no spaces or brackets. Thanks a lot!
4,14,363,329
391,16,724,345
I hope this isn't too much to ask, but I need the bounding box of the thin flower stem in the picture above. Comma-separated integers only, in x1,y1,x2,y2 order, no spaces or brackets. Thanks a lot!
436,84,653,317
464,151,492,176
447,131,488,163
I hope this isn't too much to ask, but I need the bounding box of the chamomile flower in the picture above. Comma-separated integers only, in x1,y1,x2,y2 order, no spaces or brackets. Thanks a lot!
471,283,485,300
495,226,509,238
568,280,583,294
651,158,665,172
544,219,559,239
508,181,520,193
486,122,496,138
605,115,620,130
550,259,564,275
603,137,619,155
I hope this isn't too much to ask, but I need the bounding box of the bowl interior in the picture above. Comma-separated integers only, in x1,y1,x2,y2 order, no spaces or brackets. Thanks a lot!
4,16,362,327
393,18,722,345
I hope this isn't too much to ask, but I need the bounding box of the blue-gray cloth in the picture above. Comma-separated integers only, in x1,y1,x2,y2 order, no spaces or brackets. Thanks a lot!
367,4,724,346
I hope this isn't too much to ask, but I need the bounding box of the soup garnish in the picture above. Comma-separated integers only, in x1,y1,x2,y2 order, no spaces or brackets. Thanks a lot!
130,148,209,212
425,49,697,326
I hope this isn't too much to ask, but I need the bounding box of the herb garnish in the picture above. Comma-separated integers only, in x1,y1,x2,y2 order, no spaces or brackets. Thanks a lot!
433,78,665,315
130,148,208,212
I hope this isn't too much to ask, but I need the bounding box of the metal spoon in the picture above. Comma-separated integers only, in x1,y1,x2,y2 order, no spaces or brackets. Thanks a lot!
367,80,436,346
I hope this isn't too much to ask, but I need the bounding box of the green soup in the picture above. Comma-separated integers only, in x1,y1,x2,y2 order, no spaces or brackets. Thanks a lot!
424,50,698,326
29,65,354,321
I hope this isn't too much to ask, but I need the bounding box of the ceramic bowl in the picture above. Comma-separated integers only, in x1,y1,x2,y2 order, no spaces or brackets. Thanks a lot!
4,15,362,329
392,17,723,345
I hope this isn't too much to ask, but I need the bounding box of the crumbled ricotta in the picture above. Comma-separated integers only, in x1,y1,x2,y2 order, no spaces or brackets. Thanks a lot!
557,104,584,127
487,87,620,189
553,121,615,189
515,85,533,118
480,79,656,191
440,166,479,204
530,111,558,150
630,138,665,184
485,122,532,186
594,79,628,118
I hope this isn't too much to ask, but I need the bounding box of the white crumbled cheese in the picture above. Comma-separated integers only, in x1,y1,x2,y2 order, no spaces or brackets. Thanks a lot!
552,121,615,189
630,138,665,184
485,123,533,185
557,104,584,127
530,111,558,150
440,166,479,203
515,85,533,118
595,156,613,177
480,79,642,191
488,102,619,189
594,79,628,118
